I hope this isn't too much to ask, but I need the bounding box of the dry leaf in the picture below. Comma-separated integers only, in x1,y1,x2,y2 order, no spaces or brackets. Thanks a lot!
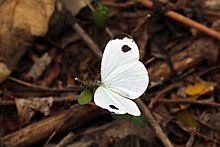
185,81,214,96
0,62,12,83
0,0,55,77
0,0,55,36
15,97,53,125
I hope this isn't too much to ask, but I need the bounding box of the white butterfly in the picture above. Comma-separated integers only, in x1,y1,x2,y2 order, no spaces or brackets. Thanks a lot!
94,34,149,116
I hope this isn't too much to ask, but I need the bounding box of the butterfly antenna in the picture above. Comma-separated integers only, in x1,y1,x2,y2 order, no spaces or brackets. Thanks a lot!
86,64,96,80
75,77,94,92
131,13,152,37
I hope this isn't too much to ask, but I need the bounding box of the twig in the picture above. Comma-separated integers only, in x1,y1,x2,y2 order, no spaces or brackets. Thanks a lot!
56,132,77,147
72,22,103,58
135,0,220,40
158,98,220,107
148,82,183,108
135,98,174,147
9,77,83,92
131,13,151,37
102,1,136,7
0,95,78,106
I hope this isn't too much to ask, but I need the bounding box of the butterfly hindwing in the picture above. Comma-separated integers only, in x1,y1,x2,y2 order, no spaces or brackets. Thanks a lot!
94,86,141,116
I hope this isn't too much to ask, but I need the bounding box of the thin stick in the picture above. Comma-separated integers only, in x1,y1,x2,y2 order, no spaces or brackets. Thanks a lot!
73,22,102,58
135,0,220,40
0,95,78,106
158,98,220,107
131,13,151,37
9,77,83,92
135,98,174,147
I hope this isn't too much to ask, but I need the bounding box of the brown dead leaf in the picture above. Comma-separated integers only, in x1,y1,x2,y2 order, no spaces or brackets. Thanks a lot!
15,97,53,125
0,0,55,80
0,62,12,83
0,0,55,36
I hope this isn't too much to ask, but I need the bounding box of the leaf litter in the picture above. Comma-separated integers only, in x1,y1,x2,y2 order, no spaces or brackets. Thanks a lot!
0,0,220,146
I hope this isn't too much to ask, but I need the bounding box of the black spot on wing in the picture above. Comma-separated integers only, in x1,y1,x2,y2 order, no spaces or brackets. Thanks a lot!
113,33,132,40
122,45,131,52
109,105,119,110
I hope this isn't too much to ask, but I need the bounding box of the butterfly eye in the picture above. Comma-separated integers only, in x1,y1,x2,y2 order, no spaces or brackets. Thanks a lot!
109,105,119,110
121,45,131,52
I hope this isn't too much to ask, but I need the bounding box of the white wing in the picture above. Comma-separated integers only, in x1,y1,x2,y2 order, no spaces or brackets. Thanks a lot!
101,34,149,99
104,61,149,99
101,34,139,81
94,86,141,116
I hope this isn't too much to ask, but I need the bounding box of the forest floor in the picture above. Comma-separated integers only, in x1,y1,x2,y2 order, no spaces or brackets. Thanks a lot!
0,0,220,146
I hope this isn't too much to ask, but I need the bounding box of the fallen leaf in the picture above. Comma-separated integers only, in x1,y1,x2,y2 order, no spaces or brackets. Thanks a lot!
0,0,55,78
15,97,53,125
0,0,55,36
0,62,12,83
185,81,214,96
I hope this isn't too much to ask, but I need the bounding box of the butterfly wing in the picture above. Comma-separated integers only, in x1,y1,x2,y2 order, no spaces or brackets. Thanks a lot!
94,86,141,116
105,61,149,99
101,34,139,82
101,34,149,99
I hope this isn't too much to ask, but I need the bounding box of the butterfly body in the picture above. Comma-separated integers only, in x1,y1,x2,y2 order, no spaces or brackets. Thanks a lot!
94,34,149,116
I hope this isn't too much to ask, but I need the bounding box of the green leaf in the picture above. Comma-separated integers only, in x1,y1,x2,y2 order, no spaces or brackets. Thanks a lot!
78,89,93,105
92,3,109,29
112,113,147,128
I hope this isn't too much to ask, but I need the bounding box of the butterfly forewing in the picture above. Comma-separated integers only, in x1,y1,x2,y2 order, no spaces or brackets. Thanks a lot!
101,35,139,82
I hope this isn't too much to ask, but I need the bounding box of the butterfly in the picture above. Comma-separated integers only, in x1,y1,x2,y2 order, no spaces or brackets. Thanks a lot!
94,34,149,116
